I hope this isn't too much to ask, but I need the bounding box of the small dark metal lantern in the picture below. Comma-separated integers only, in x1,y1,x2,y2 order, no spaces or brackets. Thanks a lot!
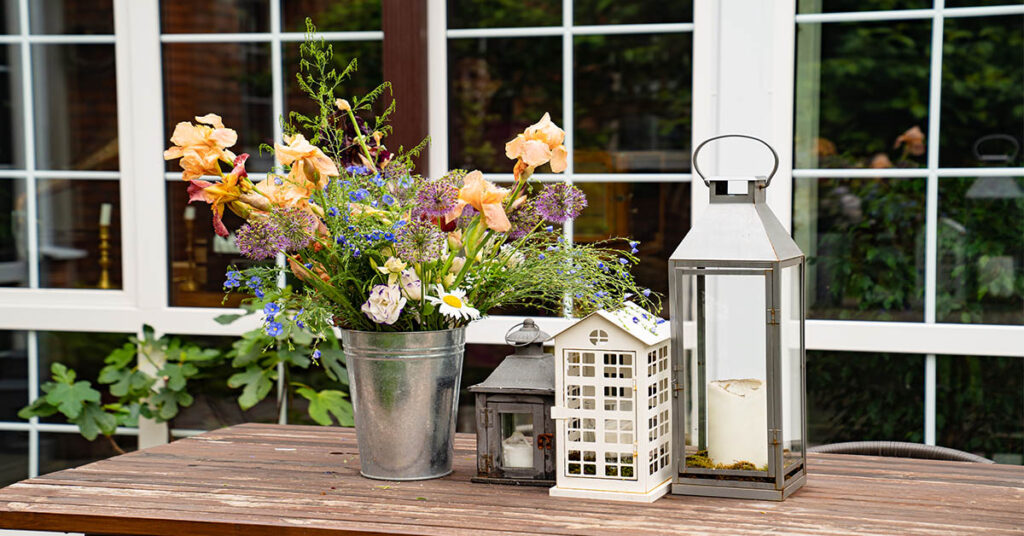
669,135,807,501
470,319,556,486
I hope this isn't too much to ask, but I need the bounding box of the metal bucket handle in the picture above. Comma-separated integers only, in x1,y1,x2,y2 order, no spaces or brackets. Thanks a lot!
692,134,780,188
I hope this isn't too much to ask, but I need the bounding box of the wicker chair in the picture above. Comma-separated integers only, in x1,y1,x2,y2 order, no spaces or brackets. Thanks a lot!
808,441,994,463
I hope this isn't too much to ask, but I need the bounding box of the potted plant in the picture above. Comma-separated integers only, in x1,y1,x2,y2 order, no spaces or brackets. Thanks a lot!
164,25,657,480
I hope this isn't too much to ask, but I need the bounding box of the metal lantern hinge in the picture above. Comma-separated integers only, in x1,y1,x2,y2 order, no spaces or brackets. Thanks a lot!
482,453,493,473
767,308,779,325
770,429,781,447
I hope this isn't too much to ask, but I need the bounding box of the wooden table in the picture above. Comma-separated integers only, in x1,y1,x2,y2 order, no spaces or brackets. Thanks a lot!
0,423,1021,535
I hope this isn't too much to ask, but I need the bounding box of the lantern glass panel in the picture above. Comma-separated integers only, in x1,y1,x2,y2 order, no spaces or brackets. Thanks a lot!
681,270,769,472
499,412,535,469
780,263,805,469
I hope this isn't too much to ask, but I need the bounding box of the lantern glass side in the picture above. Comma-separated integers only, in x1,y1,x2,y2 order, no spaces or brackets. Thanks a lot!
499,411,535,469
779,262,806,472
679,268,770,474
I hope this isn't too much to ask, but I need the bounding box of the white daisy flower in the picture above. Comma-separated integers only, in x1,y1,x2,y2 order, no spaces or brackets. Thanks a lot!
426,284,480,321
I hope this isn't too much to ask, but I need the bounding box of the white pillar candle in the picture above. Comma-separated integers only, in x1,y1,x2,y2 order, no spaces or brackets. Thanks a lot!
707,379,768,468
502,431,534,468
183,205,196,221
99,203,112,227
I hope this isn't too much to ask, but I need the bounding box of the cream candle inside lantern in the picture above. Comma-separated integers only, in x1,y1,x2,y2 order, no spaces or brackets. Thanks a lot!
501,431,534,468
707,379,767,468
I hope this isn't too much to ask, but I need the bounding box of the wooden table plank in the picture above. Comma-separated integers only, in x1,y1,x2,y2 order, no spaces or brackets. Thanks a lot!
0,423,1021,536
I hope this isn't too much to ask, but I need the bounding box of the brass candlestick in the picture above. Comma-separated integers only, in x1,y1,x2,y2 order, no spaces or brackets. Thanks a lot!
180,218,199,292
97,224,113,289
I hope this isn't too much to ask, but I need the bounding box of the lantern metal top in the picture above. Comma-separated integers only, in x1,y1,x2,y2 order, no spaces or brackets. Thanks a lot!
468,319,554,395
670,134,803,265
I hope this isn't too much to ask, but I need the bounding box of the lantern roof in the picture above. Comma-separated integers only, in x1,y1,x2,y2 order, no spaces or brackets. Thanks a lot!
669,180,803,264
469,320,554,395
553,302,669,348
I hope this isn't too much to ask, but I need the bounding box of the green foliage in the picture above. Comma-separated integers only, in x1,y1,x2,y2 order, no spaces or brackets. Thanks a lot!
296,386,353,426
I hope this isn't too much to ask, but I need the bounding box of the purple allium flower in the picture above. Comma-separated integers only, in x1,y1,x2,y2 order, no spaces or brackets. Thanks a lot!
268,207,316,251
535,182,587,223
415,179,459,218
507,200,542,240
395,218,445,263
236,220,287,260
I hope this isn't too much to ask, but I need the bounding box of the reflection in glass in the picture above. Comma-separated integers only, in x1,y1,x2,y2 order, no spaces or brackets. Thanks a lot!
163,43,274,172
0,331,28,422
0,179,27,287
795,20,930,169
797,0,929,13
30,0,113,35
448,37,562,172
39,432,136,475
936,355,1023,465
160,0,269,34
0,44,23,168
37,179,121,289
0,432,26,488
573,182,690,312
574,0,691,25
574,34,691,174
937,177,1024,325
167,182,257,308
807,351,924,446
281,0,380,32
448,0,560,29
32,45,119,171
36,331,132,424
793,177,925,321
1,1,16,35
940,15,1023,168
284,41,383,122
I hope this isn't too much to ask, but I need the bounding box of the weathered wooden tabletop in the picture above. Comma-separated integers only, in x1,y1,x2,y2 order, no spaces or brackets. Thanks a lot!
0,423,1021,536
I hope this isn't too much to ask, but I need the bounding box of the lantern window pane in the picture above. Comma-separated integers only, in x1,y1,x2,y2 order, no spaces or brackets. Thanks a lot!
780,264,806,469
499,412,534,469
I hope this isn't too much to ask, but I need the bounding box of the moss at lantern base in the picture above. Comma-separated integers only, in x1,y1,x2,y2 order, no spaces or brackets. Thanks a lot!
685,450,767,471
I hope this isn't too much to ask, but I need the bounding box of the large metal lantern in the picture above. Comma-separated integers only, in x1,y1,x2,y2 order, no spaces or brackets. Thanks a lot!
669,135,807,501
469,319,556,486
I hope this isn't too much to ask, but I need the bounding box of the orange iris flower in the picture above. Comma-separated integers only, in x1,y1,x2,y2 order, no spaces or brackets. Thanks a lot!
445,170,511,233
164,113,238,181
187,154,249,237
275,133,339,189
504,112,568,181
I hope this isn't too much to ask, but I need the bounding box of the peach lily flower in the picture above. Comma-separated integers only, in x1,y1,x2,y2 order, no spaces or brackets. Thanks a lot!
445,170,511,232
275,133,339,189
187,154,249,237
252,175,310,209
164,114,238,181
505,112,568,180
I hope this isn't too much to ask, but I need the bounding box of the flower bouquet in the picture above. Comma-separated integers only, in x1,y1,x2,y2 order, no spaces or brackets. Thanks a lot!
165,26,657,480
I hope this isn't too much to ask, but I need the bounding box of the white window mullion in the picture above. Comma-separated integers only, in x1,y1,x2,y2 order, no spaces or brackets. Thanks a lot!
562,0,574,252
17,0,37,290
269,0,289,425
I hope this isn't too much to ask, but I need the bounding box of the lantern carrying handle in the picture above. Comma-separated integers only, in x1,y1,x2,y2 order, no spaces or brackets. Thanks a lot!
504,321,534,347
691,134,780,188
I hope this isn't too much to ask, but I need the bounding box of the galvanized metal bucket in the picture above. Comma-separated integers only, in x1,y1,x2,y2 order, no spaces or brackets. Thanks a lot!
341,328,466,480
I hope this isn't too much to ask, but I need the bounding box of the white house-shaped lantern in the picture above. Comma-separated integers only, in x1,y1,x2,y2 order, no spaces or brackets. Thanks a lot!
549,303,672,503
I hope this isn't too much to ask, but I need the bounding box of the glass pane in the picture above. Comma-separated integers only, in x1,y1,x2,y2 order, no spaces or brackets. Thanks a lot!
284,40,383,121
572,181,690,312
37,179,121,289
167,181,253,308
683,272,769,471
0,331,28,421
797,0,930,13
448,0,560,29
0,431,27,487
780,264,804,468
807,351,924,445
164,42,274,173
940,15,1023,168
574,0,691,25
36,331,133,424
946,0,1024,6
793,177,926,321
160,0,270,34
574,33,691,174
281,0,380,32
448,37,562,172
33,45,119,171
39,432,136,475
937,176,1024,325
794,20,930,169
30,0,114,35
500,412,534,468
936,355,1023,465
0,44,24,168
1,1,16,35
0,179,28,288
